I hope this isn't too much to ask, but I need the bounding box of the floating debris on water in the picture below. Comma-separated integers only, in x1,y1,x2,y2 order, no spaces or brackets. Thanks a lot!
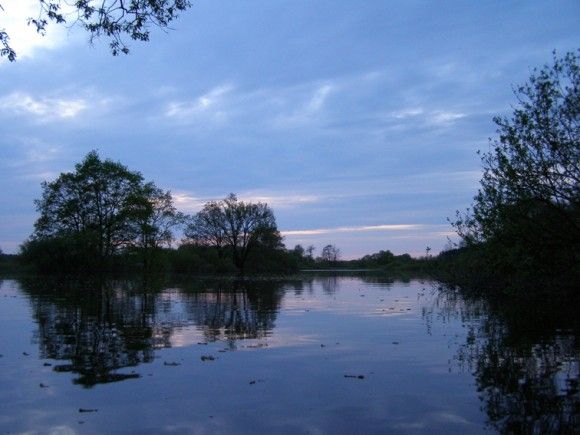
78,408,98,413
201,355,216,361
164,361,181,366
344,375,365,379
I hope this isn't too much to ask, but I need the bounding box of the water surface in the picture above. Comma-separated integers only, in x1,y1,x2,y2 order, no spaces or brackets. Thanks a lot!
0,275,577,434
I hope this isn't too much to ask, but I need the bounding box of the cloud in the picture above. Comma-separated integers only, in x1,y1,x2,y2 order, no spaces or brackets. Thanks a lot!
274,82,335,127
171,189,321,212
164,84,234,122
238,193,320,208
427,111,466,125
0,92,87,119
172,192,207,212
281,224,426,236
389,107,466,126
391,107,424,119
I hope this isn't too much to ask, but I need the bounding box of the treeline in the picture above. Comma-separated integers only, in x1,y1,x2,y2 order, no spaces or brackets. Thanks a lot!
433,51,579,298
287,245,430,272
16,151,297,274
13,152,425,275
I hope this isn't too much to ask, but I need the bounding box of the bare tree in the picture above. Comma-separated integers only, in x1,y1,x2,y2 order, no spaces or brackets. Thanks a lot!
321,244,340,263
185,194,282,273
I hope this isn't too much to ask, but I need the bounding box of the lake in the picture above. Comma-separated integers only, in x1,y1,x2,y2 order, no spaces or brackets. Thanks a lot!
0,275,577,434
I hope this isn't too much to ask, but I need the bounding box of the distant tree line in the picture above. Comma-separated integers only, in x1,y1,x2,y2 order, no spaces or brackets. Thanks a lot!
288,244,430,272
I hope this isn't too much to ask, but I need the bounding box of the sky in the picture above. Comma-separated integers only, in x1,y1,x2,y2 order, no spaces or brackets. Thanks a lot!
0,1,578,258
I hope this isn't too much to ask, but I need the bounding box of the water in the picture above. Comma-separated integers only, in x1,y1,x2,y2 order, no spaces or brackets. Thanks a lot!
0,275,577,434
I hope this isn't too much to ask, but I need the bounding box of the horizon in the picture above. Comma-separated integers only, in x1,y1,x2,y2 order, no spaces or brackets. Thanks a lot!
1,1,579,258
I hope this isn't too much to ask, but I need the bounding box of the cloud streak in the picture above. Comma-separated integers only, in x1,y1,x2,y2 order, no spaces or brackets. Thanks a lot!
281,224,426,236
164,84,234,123
0,92,87,119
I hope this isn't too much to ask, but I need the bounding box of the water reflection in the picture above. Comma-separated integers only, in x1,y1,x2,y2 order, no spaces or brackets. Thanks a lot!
178,279,284,344
7,275,578,433
427,286,579,433
19,277,285,387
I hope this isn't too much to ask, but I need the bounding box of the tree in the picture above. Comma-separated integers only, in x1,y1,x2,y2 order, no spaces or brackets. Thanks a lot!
27,150,181,271
453,50,579,292
33,151,145,259
185,200,228,259
305,245,315,259
131,183,185,269
0,0,193,61
292,244,305,257
185,193,282,273
321,244,340,263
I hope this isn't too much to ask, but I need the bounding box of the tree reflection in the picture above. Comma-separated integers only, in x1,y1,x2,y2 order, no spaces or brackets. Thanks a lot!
177,279,284,345
426,286,579,433
19,277,285,387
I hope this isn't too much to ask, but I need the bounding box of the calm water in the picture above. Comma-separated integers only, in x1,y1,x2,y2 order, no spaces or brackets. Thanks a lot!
0,275,577,434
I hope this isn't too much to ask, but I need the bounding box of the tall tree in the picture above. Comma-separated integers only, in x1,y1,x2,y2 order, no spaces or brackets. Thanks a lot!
184,200,228,258
321,244,340,263
453,50,579,292
131,183,184,269
28,150,182,271
34,151,145,260
185,194,282,272
0,0,193,61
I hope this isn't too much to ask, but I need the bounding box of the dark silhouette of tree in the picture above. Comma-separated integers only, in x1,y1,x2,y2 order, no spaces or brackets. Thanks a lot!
292,244,305,257
0,0,193,61
32,151,144,259
23,150,181,271
321,244,340,263
185,199,228,259
185,194,282,273
131,183,185,270
452,50,580,293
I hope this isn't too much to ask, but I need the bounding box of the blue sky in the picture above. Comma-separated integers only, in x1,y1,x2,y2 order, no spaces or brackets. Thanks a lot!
0,1,578,258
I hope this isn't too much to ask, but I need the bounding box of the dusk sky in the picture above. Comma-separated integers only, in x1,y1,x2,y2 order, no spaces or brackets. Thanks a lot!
0,1,578,258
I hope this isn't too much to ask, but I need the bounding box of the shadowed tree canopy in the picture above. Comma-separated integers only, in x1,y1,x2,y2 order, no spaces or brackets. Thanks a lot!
185,194,283,272
451,50,579,293
321,244,340,263
25,150,181,271
455,50,579,245
0,0,193,61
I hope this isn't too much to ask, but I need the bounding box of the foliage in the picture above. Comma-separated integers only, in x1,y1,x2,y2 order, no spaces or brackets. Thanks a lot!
185,193,284,273
320,244,341,263
0,0,192,61
24,151,182,272
452,51,579,294
130,183,185,269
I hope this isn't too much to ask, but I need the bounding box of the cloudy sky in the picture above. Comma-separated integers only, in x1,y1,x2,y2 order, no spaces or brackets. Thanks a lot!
0,1,578,258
